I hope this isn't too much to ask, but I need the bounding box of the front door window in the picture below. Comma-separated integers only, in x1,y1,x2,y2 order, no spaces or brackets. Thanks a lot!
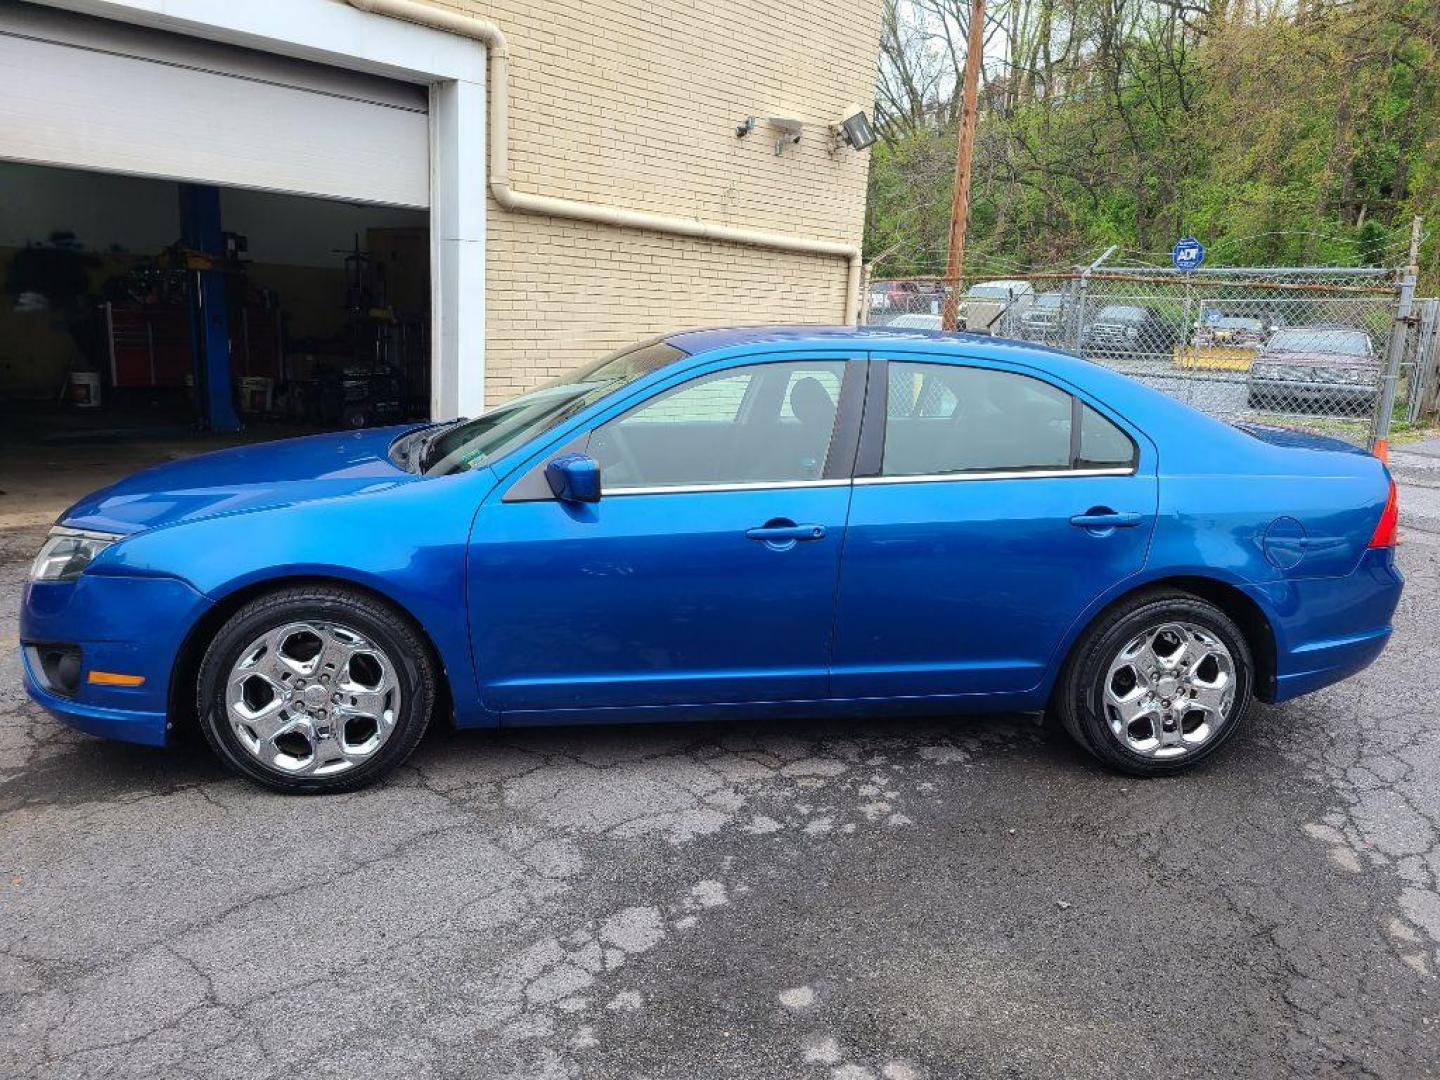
588,360,848,489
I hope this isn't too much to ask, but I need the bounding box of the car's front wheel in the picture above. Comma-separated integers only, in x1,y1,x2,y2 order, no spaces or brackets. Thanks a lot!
196,585,435,793
1054,590,1253,775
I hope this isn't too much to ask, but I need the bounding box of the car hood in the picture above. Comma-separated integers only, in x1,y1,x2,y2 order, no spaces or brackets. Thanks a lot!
61,426,426,535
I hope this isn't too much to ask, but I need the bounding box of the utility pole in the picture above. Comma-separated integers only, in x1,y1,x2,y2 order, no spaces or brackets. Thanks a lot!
941,0,986,331
1373,214,1424,459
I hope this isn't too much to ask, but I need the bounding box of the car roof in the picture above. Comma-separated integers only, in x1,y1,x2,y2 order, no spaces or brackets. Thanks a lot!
668,324,1048,354
664,324,1111,384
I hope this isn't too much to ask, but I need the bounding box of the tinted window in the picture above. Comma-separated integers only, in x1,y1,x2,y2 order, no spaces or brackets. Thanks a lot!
591,360,847,489
622,370,752,424
779,367,843,419
1077,404,1137,469
881,362,1135,476
888,363,959,419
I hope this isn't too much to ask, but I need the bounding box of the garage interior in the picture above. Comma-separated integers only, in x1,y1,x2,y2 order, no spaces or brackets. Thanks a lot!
0,162,430,445
0,0,443,525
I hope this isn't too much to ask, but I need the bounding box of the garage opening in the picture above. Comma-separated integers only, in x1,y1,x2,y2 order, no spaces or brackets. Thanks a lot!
0,0,439,524
0,161,431,450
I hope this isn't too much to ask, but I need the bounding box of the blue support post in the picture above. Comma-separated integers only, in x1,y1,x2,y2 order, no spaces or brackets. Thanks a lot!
178,184,242,432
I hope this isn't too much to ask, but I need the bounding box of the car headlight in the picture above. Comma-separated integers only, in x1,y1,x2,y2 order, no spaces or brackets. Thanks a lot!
29,527,122,582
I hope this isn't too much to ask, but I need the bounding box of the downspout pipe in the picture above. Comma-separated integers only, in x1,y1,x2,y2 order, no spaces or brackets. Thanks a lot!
346,0,863,323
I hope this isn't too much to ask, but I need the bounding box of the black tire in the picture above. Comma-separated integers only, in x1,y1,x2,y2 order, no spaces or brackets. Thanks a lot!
1053,589,1252,776
196,584,435,794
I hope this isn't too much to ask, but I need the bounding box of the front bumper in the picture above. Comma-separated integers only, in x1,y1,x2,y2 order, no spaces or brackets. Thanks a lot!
20,571,212,746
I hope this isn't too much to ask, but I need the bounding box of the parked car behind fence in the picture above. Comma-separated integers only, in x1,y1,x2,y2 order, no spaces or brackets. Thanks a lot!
960,279,1034,334
1016,290,1070,344
1247,326,1380,417
1082,304,1178,358
1195,315,1270,348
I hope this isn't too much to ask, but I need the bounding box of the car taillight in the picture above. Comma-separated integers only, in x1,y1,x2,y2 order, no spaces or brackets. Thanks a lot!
1368,477,1399,548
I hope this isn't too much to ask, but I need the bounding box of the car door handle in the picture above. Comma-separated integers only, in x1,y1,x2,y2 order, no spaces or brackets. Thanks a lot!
1069,510,1143,529
746,522,827,543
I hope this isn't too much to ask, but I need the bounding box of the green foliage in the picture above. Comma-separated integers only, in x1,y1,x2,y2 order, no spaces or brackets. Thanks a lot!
867,0,1439,287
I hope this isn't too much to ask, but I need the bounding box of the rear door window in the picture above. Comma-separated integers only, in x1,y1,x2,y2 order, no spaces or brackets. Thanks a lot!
879,361,1135,476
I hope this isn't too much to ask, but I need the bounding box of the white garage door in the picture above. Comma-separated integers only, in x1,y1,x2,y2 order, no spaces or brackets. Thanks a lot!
0,1,429,208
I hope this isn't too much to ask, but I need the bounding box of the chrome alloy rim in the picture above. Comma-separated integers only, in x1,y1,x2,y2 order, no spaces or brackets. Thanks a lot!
225,622,401,777
1102,621,1236,759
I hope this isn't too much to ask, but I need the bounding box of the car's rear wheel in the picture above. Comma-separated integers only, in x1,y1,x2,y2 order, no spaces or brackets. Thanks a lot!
197,585,435,794
1054,590,1252,776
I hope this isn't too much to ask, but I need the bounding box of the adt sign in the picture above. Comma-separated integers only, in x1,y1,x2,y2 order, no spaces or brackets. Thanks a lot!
1173,236,1205,271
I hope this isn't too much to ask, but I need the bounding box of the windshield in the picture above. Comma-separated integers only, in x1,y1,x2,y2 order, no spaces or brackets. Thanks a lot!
1034,293,1064,309
421,339,685,475
1266,328,1371,356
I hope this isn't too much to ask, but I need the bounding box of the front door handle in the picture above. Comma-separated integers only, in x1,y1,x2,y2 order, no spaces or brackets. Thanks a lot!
1070,510,1143,529
746,522,827,543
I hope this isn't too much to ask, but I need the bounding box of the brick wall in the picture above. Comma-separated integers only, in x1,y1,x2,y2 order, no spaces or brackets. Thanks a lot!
435,0,884,403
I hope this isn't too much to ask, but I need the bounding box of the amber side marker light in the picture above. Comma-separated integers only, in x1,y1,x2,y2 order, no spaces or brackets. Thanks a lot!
88,671,145,687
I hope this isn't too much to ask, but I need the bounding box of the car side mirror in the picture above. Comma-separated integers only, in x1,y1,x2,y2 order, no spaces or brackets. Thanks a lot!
545,452,601,504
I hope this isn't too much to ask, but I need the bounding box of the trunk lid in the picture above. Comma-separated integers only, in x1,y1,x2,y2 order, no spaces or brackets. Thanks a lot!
1230,422,1373,457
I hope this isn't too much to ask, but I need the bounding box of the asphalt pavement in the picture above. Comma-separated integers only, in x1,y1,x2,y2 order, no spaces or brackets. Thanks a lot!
2,480,1439,1079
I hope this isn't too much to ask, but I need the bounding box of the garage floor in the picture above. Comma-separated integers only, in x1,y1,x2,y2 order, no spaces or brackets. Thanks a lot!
2,469,1439,1076
0,426,317,529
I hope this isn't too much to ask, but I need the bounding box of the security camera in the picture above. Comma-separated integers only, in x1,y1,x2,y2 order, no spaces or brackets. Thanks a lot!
832,107,876,151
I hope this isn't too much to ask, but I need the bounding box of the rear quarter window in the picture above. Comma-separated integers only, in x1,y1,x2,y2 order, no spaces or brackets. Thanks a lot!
1077,404,1137,469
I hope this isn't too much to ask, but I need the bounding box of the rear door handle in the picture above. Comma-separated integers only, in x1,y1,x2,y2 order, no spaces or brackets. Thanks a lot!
746,523,827,542
1070,510,1143,529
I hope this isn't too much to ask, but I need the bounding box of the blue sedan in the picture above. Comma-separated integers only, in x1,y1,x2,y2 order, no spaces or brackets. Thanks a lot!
21,327,1402,792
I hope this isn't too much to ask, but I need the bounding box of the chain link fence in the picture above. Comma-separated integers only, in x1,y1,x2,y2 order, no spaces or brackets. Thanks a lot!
865,260,1415,447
